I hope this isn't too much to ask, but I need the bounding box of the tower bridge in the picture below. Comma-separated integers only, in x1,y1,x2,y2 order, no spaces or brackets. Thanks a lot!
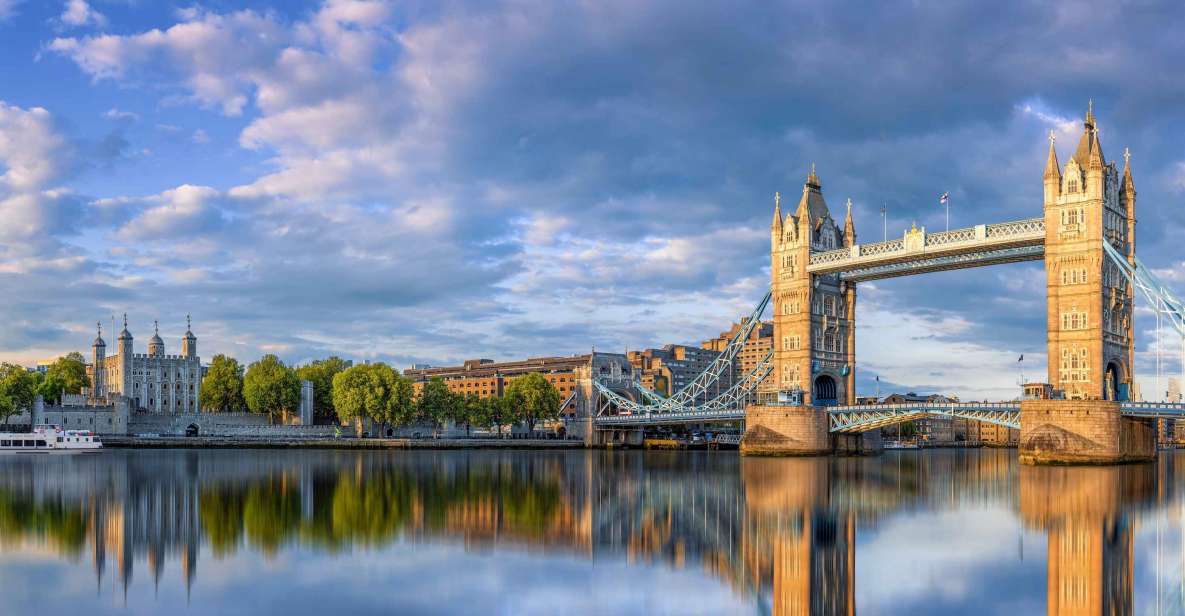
579,105,1185,463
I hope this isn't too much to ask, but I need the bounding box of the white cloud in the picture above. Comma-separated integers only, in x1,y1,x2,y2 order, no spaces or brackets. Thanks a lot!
60,0,106,29
0,102,70,193
101,107,137,122
191,128,209,144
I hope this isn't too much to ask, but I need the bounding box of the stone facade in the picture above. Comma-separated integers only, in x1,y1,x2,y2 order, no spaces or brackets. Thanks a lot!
768,169,856,405
1018,399,1155,464
1043,105,1136,400
87,315,202,414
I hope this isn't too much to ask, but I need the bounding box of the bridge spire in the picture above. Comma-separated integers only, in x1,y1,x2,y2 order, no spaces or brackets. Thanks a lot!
1044,130,1061,182
771,191,783,231
843,198,856,247
1122,147,1134,189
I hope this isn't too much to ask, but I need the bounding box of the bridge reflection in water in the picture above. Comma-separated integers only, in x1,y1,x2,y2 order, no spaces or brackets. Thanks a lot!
0,450,1180,614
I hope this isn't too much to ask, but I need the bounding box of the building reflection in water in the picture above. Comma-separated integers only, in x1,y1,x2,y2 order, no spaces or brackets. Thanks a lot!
0,449,1177,613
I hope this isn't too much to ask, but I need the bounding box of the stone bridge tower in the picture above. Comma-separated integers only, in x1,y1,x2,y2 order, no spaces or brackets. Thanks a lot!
1043,104,1136,400
769,168,856,405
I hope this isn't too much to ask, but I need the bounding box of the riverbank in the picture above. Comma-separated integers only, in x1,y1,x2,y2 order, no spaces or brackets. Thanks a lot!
102,436,586,450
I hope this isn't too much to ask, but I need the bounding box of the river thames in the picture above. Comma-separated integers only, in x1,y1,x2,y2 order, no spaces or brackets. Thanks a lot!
0,449,1182,615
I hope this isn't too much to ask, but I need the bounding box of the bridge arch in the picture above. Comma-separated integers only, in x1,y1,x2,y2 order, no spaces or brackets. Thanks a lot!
1104,361,1124,401
813,375,838,406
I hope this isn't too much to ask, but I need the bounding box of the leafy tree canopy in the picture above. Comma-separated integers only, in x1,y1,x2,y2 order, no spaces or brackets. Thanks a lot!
243,354,300,421
201,354,246,412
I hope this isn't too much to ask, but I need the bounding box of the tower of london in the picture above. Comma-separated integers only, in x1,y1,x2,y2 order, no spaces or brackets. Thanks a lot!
87,315,203,414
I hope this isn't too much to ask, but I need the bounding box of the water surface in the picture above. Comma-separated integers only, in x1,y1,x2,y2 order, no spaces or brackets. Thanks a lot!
0,448,1183,615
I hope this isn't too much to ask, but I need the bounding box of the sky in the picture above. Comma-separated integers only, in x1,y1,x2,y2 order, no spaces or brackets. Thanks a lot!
1,0,1184,401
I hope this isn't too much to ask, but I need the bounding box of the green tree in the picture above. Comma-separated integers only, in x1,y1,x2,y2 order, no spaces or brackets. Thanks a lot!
0,395,15,426
295,357,350,422
36,353,90,404
331,363,414,435
200,354,246,412
0,363,38,422
504,373,561,433
243,354,301,423
416,378,460,430
460,394,486,436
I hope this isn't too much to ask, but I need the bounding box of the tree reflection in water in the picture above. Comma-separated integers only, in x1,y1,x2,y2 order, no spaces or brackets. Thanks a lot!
0,449,1179,614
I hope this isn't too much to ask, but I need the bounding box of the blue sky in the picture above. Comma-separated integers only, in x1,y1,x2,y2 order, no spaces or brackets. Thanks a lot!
1,0,1184,400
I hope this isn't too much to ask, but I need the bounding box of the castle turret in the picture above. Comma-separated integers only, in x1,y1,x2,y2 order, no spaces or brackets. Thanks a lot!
148,321,164,357
117,314,133,399
117,314,133,357
92,322,106,396
181,314,197,359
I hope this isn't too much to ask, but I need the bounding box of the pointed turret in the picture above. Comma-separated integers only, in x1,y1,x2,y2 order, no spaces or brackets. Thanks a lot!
1071,100,1098,168
1122,147,1135,191
1043,130,1061,204
795,163,832,225
182,314,197,358
1088,126,1105,170
842,198,856,247
148,320,164,357
771,192,783,232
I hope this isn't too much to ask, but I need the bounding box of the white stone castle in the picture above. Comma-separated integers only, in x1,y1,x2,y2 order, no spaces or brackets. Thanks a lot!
87,315,202,414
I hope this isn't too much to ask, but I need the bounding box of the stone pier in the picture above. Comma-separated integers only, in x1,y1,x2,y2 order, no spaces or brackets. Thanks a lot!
1019,399,1156,465
741,405,881,456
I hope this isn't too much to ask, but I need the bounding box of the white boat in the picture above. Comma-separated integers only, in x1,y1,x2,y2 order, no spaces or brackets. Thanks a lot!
0,425,103,453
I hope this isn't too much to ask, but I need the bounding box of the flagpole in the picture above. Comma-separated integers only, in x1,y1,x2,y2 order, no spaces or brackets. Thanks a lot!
881,204,887,242
946,199,950,232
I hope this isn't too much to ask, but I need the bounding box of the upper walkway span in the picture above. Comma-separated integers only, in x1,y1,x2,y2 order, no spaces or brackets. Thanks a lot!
806,218,1045,282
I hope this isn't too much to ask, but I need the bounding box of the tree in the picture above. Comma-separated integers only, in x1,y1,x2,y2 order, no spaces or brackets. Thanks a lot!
460,394,485,436
200,354,246,412
0,395,15,426
243,355,301,423
331,363,414,436
0,363,38,421
37,353,90,404
295,357,350,422
504,373,562,434
417,378,459,430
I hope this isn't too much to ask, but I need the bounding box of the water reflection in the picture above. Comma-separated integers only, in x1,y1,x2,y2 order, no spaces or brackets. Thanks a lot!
0,450,1180,614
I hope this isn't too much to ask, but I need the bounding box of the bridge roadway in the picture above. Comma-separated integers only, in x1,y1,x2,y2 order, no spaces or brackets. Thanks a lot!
593,401,1185,430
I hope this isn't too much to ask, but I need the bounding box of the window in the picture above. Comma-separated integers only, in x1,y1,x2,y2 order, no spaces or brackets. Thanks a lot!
1067,179,1078,193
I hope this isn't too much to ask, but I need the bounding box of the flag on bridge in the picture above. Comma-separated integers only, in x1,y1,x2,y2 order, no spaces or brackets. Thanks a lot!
1018,354,1024,362
939,191,950,205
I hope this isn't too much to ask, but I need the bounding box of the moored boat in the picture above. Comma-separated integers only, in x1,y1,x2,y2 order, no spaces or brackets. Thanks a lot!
0,425,103,453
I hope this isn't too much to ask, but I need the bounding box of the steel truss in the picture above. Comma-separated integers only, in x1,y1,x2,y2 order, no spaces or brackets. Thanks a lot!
827,402,1021,432
1103,241,1185,338
592,351,772,423
838,245,1044,283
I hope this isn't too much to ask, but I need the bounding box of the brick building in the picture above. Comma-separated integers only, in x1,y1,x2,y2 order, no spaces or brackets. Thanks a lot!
628,345,722,399
403,355,588,401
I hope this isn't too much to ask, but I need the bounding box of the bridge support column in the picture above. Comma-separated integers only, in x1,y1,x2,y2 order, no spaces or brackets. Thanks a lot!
741,405,832,456
1019,400,1155,465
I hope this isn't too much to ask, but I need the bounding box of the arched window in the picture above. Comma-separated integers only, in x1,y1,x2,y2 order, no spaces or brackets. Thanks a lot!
1068,179,1078,193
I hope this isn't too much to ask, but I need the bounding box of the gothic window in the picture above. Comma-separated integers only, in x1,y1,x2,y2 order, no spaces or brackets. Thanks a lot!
1068,179,1078,193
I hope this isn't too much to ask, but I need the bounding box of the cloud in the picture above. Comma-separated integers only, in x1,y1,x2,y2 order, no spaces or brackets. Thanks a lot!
14,0,1185,399
59,0,106,29
102,107,137,122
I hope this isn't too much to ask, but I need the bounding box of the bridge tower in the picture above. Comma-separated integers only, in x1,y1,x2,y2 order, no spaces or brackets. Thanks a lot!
1043,104,1135,401
769,168,856,406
